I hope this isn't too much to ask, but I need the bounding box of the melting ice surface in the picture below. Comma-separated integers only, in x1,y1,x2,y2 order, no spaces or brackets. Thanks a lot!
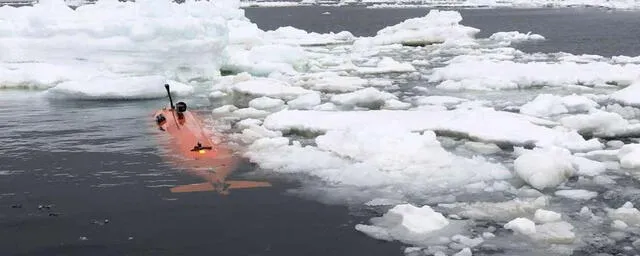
4,1,640,255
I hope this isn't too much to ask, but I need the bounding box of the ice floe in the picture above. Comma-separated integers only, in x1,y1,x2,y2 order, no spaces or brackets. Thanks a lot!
513,147,575,190
430,60,640,90
520,94,598,118
554,189,598,200
262,108,599,149
559,110,640,138
489,31,545,43
45,76,193,100
618,144,640,169
354,10,479,47
245,128,512,192
611,82,640,107
356,204,467,247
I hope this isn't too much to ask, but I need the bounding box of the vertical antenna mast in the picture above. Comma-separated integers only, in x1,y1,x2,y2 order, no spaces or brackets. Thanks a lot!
164,84,175,109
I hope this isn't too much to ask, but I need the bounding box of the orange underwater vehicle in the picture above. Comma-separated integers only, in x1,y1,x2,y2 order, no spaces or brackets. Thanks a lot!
153,84,271,195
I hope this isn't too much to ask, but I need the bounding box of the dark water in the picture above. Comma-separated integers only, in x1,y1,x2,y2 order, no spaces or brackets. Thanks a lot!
0,91,402,255
244,6,640,57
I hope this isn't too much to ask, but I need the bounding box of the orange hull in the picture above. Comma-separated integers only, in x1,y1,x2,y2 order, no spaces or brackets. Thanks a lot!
153,104,270,194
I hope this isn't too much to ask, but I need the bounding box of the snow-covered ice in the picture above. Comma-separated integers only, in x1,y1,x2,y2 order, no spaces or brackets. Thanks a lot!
354,10,479,46
46,76,193,100
513,147,575,190
262,109,598,148
611,82,640,107
489,31,545,43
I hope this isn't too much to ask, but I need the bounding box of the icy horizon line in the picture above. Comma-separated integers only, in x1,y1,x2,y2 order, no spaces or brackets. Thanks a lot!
3,0,640,10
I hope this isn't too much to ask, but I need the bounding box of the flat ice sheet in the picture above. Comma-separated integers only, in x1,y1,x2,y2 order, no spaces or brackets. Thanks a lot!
263,108,585,147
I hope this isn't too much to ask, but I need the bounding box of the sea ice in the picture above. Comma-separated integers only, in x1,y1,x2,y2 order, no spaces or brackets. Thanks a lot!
355,57,417,74
46,76,193,100
439,196,548,222
534,209,562,223
608,202,640,227
262,109,598,149
504,217,536,235
430,60,640,90
295,73,367,92
611,81,640,107
489,31,545,43
554,189,598,200
513,147,575,190
330,87,398,109
248,97,285,111
229,77,314,101
560,110,640,138
287,93,322,110
618,144,640,169
354,10,479,46
519,94,597,118
356,204,458,245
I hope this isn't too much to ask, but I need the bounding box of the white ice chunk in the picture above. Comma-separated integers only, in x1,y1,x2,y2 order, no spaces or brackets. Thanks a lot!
297,73,367,93
605,104,640,120
209,90,227,99
231,108,271,119
330,87,397,109
356,204,451,244
383,99,412,110
240,124,283,144
263,26,355,46
451,235,483,248
612,220,629,230
356,57,416,74
440,196,548,222
356,10,479,46
232,78,314,100
287,93,322,110
611,82,640,107
609,202,640,227
313,102,338,111
463,141,502,155
560,110,640,138
504,217,536,235
388,204,449,234
618,144,640,169
532,221,576,244
226,44,307,76
236,118,263,130
453,248,472,256
489,31,545,43
520,94,597,117
572,156,607,176
355,224,394,241
534,209,562,223
415,95,467,107
513,148,575,190
212,105,238,114
46,76,193,100
248,97,285,111
554,189,598,200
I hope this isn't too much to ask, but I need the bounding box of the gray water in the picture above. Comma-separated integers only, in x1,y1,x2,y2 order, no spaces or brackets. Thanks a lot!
2,6,640,256
245,6,640,57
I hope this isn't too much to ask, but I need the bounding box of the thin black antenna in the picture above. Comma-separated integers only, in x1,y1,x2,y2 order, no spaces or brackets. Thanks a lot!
164,84,175,109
